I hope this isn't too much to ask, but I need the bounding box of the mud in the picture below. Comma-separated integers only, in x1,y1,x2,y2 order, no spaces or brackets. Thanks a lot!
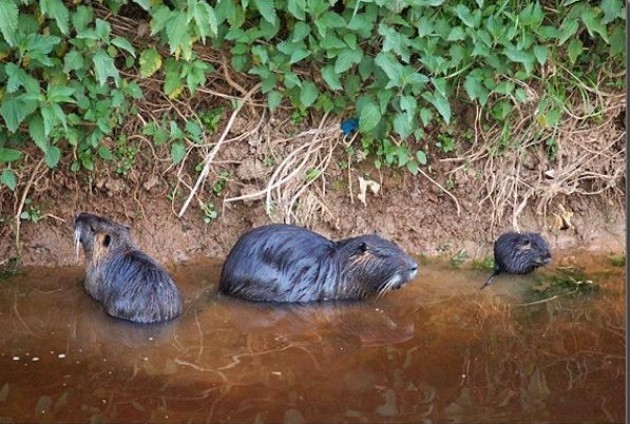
1,165,625,268
0,253,624,423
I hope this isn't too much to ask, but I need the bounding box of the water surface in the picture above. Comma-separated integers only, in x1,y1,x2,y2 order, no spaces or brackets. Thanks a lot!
0,254,624,423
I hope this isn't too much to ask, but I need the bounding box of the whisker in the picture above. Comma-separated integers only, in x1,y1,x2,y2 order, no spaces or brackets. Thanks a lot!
74,228,81,261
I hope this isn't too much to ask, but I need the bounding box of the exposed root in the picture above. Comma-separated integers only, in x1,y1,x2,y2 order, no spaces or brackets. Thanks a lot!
455,84,625,233
223,113,341,225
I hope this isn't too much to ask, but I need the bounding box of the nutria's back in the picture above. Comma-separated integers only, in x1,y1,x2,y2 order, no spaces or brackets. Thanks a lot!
220,224,418,303
74,213,182,323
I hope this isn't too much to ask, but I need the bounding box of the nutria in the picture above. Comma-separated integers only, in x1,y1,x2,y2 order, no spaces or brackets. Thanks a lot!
74,213,182,323
219,224,418,303
480,231,551,289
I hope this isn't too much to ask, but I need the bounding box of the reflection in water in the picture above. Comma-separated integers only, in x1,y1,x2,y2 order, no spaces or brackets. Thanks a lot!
0,255,624,423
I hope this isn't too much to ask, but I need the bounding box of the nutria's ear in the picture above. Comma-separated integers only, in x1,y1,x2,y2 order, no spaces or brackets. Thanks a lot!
103,234,111,247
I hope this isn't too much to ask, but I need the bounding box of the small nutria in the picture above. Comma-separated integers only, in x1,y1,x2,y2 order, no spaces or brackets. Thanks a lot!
219,224,418,303
480,231,551,289
74,212,182,323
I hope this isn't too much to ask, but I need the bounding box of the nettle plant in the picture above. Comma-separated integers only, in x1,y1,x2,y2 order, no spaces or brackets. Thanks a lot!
0,0,142,187
0,0,625,190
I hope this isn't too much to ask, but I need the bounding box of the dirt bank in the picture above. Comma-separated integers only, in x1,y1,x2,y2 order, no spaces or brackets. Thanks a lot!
1,150,625,268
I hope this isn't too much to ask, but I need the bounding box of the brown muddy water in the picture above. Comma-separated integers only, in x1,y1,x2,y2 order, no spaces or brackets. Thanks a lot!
0,254,625,424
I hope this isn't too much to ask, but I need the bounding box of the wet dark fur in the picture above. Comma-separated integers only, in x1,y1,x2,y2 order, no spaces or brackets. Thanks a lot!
219,224,418,303
74,213,182,323
481,232,551,289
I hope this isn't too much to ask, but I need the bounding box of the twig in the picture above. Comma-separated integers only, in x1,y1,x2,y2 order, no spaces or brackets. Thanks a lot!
417,168,461,216
177,83,261,217
513,288,579,307
14,158,45,256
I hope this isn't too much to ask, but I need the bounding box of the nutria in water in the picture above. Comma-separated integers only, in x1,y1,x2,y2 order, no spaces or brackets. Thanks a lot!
219,224,418,303
481,231,551,289
74,213,182,323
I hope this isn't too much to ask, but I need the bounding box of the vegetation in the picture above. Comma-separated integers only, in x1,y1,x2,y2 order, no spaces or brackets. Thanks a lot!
0,0,625,248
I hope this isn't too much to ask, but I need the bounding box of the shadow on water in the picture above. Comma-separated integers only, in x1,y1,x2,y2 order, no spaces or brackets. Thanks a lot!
0,254,624,423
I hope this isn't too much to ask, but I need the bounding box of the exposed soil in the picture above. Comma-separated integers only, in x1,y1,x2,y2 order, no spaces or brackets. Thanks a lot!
0,130,625,269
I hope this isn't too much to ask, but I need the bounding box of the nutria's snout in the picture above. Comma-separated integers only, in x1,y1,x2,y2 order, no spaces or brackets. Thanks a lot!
407,260,419,279
536,251,552,266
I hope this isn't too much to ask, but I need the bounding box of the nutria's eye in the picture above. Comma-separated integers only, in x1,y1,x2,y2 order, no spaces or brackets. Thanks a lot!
103,234,111,247
358,242,368,253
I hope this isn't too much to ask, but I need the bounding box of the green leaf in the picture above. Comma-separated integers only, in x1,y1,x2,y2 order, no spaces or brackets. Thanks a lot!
192,1,218,41
165,13,190,54
72,5,93,33
289,48,310,64
416,150,427,165
581,7,609,42
48,85,75,103
419,108,433,127
393,112,413,139
464,73,489,105
288,0,306,20
406,160,419,175
292,22,310,41
29,115,47,152
63,49,85,73
0,148,22,163
299,81,319,108
112,37,136,57
150,5,173,35
139,48,163,78
334,49,363,73
267,90,282,111
1,96,30,132
447,26,466,41
98,146,114,160
567,38,583,64
92,49,119,86
374,52,403,87
171,142,186,164
5,63,25,93
601,0,623,24
45,146,61,168
423,91,451,124
609,24,625,56
1,169,17,191
40,0,69,35
359,101,381,133
558,19,579,45
254,0,276,25
400,95,417,115
532,45,549,65
321,65,343,90
454,4,477,28
0,0,18,46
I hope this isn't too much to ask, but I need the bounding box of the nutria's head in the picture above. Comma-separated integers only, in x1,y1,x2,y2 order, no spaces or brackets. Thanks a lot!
337,234,418,298
495,232,551,274
74,213,134,263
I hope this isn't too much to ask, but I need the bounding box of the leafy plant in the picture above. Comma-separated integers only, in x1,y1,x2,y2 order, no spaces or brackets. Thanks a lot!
0,0,624,195
212,171,231,197
19,200,42,223
200,201,218,224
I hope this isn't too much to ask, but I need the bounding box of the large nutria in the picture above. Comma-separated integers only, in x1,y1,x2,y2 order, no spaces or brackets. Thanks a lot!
74,213,182,323
219,224,418,303
480,231,551,289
